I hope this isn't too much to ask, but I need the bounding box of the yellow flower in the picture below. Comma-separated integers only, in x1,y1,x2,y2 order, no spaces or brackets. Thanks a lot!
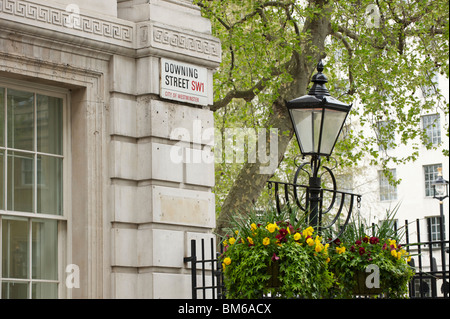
247,237,254,245
315,242,324,253
391,249,398,258
326,257,330,263
263,237,270,246
266,223,279,233
250,223,257,231
235,230,239,236
228,237,236,245
223,257,231,265
293,232,301,241
306,238,314,246
336,246,346,254
303,226,314,237
324,243,329,253
389,239,397,248
223,240,228,246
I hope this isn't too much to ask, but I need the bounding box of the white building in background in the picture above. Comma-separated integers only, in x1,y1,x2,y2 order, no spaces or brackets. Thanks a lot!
351,73,449,297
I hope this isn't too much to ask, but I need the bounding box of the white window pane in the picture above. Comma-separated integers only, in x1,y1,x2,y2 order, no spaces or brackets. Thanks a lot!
1,217,29,279
37,156,63,215
2,281,28,299
7,151,34,213
32,282,58,299
7,89,34,151
32,219,58,280
37,95,63,155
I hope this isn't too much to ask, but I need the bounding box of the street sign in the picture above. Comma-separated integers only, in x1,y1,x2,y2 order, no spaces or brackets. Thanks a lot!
160,58,208,106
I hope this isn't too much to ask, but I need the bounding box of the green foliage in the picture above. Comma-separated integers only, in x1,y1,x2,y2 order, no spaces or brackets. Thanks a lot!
220,208,334,298
327,205,415,298
221,206,416,298
196,0,449,215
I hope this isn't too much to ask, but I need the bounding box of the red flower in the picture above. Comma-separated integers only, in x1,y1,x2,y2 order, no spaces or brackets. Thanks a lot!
276,228,289,243
288,225,295,234
369,237,379,245
333,238,342,246
350,245,356,252
271,253,280,261
363,237,369,243
355,240,362,245
359,247,366,255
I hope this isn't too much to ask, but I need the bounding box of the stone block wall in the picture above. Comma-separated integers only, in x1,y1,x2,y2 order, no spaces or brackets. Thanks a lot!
0,0,220,299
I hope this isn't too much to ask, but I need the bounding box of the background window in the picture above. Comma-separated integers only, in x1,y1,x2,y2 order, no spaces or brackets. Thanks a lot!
424,164,442,197
378,169,397,201
427,216,445,248
422,114,441,146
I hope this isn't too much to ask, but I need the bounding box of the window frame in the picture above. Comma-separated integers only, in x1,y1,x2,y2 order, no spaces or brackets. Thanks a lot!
422,114,441,146
424,164,443,198
378,169,398,202
0,78,71,299
427,215,446,248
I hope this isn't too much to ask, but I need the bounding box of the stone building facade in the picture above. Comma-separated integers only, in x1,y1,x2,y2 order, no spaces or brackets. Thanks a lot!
0,0,220,298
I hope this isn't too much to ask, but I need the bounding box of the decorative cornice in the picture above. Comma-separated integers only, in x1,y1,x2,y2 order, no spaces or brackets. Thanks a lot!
138,23,221,63
0,0,133,45
0,0,221,65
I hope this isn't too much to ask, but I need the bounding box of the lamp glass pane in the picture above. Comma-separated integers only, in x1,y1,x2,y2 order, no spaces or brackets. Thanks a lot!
434,184,445,196
320,109,347,155
290,108,322,154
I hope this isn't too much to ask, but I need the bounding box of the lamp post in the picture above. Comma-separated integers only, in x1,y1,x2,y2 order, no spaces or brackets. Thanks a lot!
432,167,449,204
432,167,448,297
286,60,353,229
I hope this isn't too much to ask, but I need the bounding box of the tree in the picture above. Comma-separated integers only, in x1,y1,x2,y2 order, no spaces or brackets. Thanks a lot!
195,0,449,234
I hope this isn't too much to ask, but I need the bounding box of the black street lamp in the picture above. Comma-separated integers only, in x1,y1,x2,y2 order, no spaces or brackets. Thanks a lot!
285,60,353,229
431,167,449,298
286,60,352,158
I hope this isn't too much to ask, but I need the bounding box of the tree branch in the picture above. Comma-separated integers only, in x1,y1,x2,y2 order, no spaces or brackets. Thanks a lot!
330,30,356,96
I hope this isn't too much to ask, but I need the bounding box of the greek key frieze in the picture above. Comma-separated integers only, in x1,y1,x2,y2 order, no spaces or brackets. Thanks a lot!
152,26,220,61
0,0,133,43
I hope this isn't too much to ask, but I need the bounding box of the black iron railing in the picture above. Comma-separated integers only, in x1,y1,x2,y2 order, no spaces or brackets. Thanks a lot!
183,238,225,299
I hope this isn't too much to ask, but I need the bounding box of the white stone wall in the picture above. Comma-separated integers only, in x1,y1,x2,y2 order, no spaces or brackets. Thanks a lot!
0,0,220,298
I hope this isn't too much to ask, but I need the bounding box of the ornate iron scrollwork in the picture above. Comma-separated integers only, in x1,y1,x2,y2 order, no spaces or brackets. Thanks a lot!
267,157,362,242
